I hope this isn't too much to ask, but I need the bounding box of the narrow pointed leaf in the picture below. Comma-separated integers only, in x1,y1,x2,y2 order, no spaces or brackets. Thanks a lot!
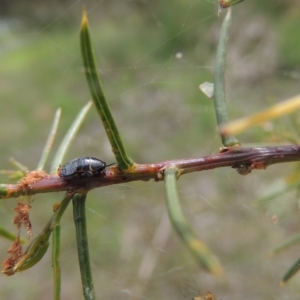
269,233,300,256
9,158,28,173
281,256,300,285
214,8,240,146
50,101,92,174
52,224,61,300
258,176,300,205
80,10,134,171
51,193,73,300
10,192,72,275
13,229,51,273
221,94,300,136
73,193,96,300
37,108,61,171
164,166,224,278
0,226,26,244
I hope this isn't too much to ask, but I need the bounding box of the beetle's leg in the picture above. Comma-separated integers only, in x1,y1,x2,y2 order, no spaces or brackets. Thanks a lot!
57,165,62,176
86,171,93,177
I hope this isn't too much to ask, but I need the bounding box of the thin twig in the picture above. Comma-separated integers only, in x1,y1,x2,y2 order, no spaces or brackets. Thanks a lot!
1,145,300,199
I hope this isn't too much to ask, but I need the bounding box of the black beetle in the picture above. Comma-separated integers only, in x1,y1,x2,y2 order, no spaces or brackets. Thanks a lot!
59,157,113,179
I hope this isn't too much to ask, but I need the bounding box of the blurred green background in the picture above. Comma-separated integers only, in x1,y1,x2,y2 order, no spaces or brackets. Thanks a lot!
1,0,300,299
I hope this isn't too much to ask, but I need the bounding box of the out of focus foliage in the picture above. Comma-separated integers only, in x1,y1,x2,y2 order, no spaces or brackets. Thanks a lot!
1,1,300,299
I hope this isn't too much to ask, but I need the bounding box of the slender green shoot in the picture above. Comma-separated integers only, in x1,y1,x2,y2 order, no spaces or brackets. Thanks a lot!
1,158,29,181
258,177,300,205
9,158,28,173
50,101,92,174
52,224,61,300
51,193,73,300
221,93,300,136
0,226,26,244
214,8,240,147
49,103,91,297
269,233,300,256
37,108,61,171
72,193,96,300
13,229,51,272
49,102,91,296
281,256,300,286
164,166,224,278
50,195,74,229
11,193,72,275
0,185,7,198
80,10,134,171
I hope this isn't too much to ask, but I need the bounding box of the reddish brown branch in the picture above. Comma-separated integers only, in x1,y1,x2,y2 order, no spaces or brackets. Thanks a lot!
1,145,300,199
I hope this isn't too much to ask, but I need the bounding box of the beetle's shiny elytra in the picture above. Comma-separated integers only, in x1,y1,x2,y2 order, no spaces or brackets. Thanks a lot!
59,157,107,179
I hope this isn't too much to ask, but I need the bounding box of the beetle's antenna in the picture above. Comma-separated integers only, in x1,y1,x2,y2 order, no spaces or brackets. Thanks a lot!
106,163,116,167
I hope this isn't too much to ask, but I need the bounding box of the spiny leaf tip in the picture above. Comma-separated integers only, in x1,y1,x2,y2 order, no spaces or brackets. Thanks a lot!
81,8,88,28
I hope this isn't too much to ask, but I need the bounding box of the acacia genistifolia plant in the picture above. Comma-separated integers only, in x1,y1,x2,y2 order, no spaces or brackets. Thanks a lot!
1,3,300,300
